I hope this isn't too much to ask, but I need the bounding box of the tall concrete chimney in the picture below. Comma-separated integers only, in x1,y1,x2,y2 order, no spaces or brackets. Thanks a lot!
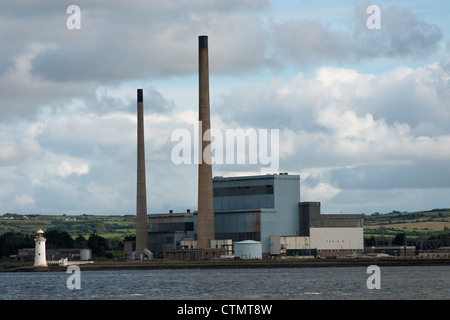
197,35,215,248
136,88,148,255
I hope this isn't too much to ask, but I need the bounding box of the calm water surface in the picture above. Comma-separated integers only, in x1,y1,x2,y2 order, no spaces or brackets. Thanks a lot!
1,265,449,300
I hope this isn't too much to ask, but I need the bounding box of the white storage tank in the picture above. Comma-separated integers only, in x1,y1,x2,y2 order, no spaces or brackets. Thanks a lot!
234,240,262,259
80,249,92,261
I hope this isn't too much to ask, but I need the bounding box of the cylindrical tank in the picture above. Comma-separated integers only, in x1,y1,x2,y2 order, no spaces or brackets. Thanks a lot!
80,249,91,261
234,240,262,259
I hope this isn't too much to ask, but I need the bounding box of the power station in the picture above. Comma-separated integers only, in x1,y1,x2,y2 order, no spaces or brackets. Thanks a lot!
146,174,364,259
132,35,364,260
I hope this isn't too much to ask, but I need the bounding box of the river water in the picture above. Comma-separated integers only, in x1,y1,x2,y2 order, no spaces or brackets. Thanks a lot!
0,265,449,300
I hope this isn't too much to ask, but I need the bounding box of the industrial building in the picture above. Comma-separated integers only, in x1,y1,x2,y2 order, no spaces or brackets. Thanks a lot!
133,35,364,260
147,210,195,258
272,201,364,258
213,173,301,256
147,173,364,259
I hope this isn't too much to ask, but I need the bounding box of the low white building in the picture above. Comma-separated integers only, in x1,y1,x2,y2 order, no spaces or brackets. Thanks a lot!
180,239,233,256
310,227,363,253
270,202,364,258
270,235,313,256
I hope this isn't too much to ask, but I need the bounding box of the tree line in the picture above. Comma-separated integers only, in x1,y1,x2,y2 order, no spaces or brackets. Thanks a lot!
364,230,450,247
365,210,450,222
0,231,135,259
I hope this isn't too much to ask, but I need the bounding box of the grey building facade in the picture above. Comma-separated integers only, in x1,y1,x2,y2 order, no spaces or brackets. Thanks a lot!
147,173,301,257
212,173,301,255
147,211,194,258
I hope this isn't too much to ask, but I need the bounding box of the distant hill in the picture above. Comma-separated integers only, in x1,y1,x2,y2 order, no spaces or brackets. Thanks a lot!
363,208,450,239
0,213,136,240
2,209,450,241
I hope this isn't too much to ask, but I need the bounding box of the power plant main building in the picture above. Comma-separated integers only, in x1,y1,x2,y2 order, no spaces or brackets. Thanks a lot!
147,174,364,259
133,35,364,260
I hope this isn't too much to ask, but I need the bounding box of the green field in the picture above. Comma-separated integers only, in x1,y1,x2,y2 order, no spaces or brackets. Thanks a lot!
2,208,450,242
363,208,450,240
0,213,136,240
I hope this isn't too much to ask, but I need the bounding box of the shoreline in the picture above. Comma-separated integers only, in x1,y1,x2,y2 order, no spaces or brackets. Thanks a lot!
2,258,450,272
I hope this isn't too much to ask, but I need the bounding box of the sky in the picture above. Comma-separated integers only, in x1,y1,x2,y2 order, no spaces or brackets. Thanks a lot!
1,0,449,215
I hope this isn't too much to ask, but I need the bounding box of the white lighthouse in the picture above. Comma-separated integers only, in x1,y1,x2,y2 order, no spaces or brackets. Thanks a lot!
33,229,48,271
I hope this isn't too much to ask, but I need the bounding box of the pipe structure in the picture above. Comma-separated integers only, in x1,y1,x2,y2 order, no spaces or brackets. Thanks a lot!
197,35,215,249
136,88,148,255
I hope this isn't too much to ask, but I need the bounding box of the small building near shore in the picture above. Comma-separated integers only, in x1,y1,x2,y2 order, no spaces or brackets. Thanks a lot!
17,247,92,262
365,246,416,257
418,252,449,258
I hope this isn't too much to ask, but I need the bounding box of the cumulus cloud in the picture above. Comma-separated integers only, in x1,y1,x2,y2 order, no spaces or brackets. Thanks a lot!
0,1,446,120
353,1,443,57
0,85,212,214
272,1,443,68
0,1,449,215
214,62,450,212
17,0,271,83
0,0,272,120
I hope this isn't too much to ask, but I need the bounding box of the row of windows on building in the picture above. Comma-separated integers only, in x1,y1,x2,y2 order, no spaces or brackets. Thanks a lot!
149,232,261,246
213,185,274,197
148,222,194,233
